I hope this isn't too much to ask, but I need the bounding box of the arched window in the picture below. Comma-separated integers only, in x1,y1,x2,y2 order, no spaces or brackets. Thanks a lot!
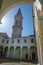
2,39,4,43
17,39,20,43
16,20,18,24
24,39,26,43
31,38,34,43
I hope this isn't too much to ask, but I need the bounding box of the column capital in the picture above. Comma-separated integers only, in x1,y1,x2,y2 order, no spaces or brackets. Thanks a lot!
37,8,43,20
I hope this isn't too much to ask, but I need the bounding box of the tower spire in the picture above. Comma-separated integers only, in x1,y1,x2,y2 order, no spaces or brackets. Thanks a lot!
12,8,23,38
15,8,23,18
17,8,22,15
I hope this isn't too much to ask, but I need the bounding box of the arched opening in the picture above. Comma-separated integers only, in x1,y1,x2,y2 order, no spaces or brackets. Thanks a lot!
0,46,3,58
9,46,14,58
15,46,21,59
0,0,42,64
30,46,37,61
22,46,28,60
1,4,34,38
0,0,34,20
4,46,8,58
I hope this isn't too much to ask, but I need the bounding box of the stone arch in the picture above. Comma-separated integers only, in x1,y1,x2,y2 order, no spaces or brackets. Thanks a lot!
4,46,8,58
0,0,42,64
9,46,14,58
0,0,35,20
22,46,28,60
0,46,3,57
30,46,37,61
15,46,21,59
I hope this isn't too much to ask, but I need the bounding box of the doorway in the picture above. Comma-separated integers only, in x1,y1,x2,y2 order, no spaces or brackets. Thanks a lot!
32,52,35,60
25,53,28,60
0,51,3,58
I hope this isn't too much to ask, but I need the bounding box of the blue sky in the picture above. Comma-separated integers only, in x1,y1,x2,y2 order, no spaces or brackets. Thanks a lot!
0,4,34,37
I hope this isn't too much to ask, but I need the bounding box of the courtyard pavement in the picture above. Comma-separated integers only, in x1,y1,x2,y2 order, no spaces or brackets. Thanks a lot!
0,59,37,65
0,62,36,65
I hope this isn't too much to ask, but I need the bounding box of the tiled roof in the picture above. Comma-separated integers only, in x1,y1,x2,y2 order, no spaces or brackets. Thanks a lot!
0,32,9,38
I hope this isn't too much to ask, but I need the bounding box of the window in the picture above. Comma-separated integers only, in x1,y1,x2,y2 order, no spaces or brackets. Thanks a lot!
12,40,14,43
7,40,9,44
24,39,26,43
2,39,4,43
18,34,21,37
31,38,34,43
16,20,18,24
18,39,20,43
19,21,21,24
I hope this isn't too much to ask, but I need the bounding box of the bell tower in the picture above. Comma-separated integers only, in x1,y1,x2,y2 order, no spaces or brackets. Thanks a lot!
12,8,23,38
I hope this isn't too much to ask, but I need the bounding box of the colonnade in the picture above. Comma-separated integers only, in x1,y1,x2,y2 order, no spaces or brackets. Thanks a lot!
3,46,37,61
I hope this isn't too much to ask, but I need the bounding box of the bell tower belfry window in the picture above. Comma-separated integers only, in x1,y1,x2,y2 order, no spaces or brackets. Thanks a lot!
12,8,23,38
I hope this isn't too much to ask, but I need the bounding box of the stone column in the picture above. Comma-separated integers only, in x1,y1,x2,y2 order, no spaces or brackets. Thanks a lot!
28,47,30,60
14,47,15,59
32,4,42,65
20,47,22,60
38,8,43,65
7,47,9,58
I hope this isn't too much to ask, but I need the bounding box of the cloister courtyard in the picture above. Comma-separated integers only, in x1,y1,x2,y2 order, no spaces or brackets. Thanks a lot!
0,0,43,65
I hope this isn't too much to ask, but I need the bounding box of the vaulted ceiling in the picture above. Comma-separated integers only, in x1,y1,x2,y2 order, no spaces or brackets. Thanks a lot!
0,0,43,9
0,0,3,10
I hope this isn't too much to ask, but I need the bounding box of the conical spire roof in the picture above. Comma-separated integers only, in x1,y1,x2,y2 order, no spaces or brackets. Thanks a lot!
16,8,22,16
